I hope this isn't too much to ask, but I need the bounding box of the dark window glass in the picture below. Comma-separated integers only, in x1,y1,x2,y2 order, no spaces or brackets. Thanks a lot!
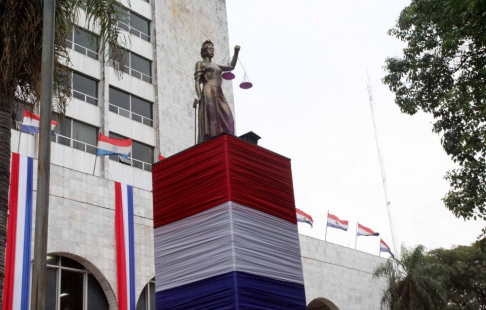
136,289,147,310
109,87,130,111
130,53,151,77
149,282,155,310
88,274,109,310
52,117,72,146
61,257,85,270
60,270,84,310
74,28,98,59
131,96,152,119
47,255,59,266
46,268,58,310
72,121,98,154
74,28,98,51
133,141,153,164
130,13,150,36
73,73,98,101
115,6,129,29
12,104,24,130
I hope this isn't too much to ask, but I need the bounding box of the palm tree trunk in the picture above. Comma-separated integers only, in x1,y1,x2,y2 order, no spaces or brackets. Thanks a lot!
0,103,13,307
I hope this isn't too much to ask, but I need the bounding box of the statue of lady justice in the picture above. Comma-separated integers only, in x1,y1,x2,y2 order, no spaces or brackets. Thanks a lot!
194,40,240,143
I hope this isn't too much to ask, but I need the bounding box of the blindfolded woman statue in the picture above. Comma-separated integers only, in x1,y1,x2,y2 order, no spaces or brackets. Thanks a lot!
194,40,240,143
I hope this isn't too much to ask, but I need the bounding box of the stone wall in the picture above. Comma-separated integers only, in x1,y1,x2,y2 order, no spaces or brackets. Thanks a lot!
154,0,235,156
300,235,387,310
40,164,155,309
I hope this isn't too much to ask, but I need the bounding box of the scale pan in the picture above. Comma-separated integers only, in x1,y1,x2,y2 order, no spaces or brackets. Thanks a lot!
222,72,235,80
239,82,253,89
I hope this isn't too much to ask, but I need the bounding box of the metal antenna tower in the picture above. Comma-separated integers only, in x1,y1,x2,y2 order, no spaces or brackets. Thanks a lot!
366,73,398,254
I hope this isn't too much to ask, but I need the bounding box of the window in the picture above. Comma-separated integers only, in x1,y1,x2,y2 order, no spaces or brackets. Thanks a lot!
46,255,109,310
137,279,155,310
51,117,98,155
109,87,153,126
12,103,25,130
110,48,152,83
109,132,154,172
72,72,98,105
66,27,99,60
115,6,151,42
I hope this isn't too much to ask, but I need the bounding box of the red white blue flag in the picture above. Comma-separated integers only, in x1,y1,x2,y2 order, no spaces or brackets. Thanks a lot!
357,223,380,236
327,213,348,231
115,182,136,310
3,153,34,310
380,239,394,257
97,133,132,159
296,208,313,227
21,110,57,134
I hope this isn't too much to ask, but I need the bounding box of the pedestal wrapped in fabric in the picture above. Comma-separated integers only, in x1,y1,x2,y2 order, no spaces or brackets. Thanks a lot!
152,134,306,309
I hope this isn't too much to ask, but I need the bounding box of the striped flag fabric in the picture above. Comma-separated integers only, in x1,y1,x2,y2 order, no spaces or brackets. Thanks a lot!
21,110,57,134
357,223,380,236
296,208,313,227
3,153,34,310
115,182,136,310
380,239,394,257
97,133,132,159
327,213,348,231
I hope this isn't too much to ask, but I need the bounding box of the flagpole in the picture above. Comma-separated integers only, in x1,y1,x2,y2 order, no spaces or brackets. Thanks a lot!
92,156,97,175
324,210,328,241
355,221,358,250
17,131,22,153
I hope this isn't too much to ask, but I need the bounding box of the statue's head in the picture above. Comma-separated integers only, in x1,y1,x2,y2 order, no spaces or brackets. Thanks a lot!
200,40,214,59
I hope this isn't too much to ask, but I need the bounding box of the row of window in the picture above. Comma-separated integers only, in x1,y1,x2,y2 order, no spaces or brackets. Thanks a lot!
79,1,150,41
71,71,153,126
67,27,152,82
50,117,154,172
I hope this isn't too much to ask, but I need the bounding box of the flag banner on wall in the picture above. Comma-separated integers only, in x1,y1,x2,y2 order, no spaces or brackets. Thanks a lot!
152,135,307,309
3,153,34,310
357,223,380,236
327,213,348,231
296,208,313,227
380,239,394,257
115,182,136,310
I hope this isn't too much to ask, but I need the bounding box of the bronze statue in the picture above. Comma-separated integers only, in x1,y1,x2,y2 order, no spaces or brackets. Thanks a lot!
194,40,240,143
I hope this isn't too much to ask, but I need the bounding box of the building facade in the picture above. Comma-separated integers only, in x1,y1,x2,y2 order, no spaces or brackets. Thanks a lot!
10,0,386,309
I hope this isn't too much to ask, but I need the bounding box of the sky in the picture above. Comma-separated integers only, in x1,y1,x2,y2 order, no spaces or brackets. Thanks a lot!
225,0,485,257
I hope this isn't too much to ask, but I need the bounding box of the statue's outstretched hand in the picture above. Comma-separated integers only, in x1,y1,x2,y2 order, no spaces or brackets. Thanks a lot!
193,98,200,108
235,45,241,52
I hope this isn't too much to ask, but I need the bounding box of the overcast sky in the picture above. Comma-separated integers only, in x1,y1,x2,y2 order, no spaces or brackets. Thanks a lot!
225,0,485,256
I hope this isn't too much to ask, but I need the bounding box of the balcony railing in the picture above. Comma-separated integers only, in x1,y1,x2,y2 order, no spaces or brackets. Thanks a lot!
73,90,98,106
118,21,150,42
110,61,152,84
51,134,97,155
66,39,98,60
109,104,153,127
112,155,152,172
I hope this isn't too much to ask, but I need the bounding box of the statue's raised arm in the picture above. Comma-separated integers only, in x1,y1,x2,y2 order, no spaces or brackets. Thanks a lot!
193,40,239,143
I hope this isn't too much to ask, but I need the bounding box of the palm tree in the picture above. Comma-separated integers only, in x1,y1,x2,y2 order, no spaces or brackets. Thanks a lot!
374,245,448,310
0,0,126,304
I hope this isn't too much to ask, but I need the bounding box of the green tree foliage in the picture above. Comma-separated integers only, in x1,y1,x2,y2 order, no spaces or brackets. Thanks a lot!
0,0,125,305
429,243,486,310
383,0,486,239
373,245,448,310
